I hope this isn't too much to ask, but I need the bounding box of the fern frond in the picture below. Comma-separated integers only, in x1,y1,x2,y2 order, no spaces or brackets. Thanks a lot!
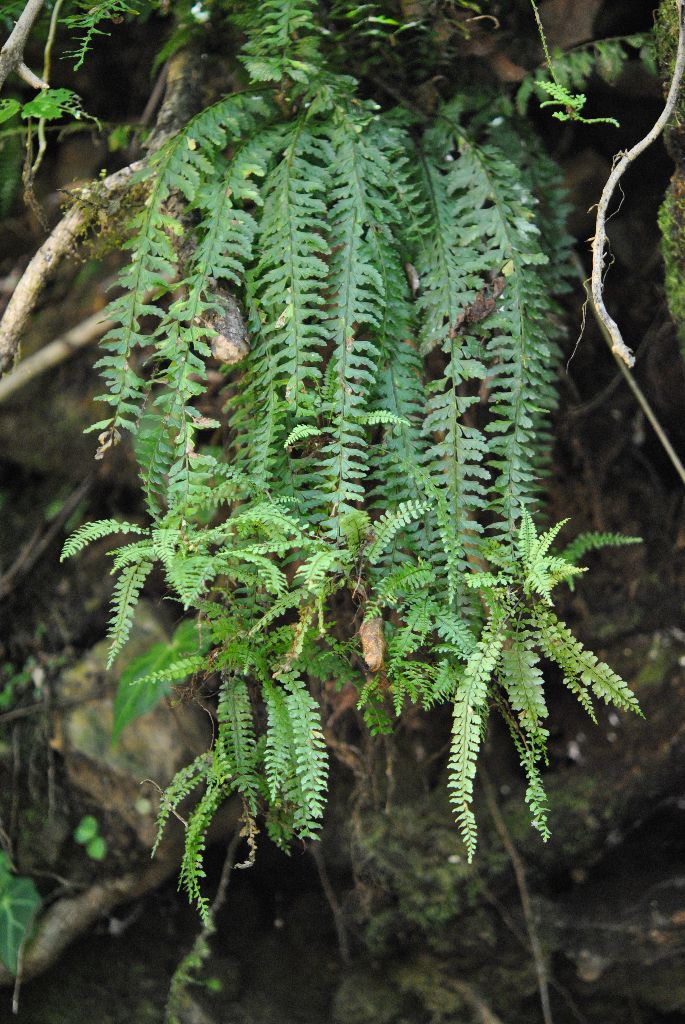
152,752,211,856
216,675,260,810
236,0,323,86
284,424,324,449
448,621,504,859
106,560,153,667
561,531,641,566
283,674,328,836
366,500,431,564
63,1,142,70
365,561,433,618
179,781,225,920
534,608,641,715
501,636,548,744
264,680,293,802
415,138,490,611
61,519,145,561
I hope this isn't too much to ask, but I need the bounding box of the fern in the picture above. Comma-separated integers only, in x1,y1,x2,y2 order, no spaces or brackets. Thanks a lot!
57,0,647,910
448,620,504,860
517,33,653,117
61,519,145,561
106,560,153,667
283,674,328,836
538,80,619,127
152,753,211,857
216,675,260,811
237,0,324,86
366,500,431,564
534,608,642,715
562,530,641,565
63,1,145,70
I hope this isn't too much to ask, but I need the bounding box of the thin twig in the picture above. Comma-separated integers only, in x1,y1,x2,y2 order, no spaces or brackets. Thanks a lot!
0,48,199,378
0,475,94,600
0,0,47,92
0,310,113,404
31,0,65,178
574,254,685,486
478,881,591,1024
481,768,554,1024
451,979,506,1024
140,779,188,829
308,841,351,964
591,0,685,367
12,901,39,1015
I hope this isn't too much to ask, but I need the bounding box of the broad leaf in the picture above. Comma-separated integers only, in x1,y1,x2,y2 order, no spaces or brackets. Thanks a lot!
0,856,40,974
112,619,206,743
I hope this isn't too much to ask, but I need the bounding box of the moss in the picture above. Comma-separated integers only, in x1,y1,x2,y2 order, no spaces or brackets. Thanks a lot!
65,178,150,261
331,972,410,1024
393,960,465,1021
655,1,685,127
352,801,490,955
655,2,685,349
659,180,685,347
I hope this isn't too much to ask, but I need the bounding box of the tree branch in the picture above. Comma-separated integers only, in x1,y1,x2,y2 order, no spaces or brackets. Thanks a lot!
0,310,113,404
0,0,47,92
0,48,203,378
591,0,685,367
0,161,142,376
574,253,685,487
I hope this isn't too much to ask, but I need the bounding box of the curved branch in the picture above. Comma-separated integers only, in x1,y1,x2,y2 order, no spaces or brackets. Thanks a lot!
591,0,685,367
0,161,142,375
0,0,47,91
0,309,113,404
0,850,180,989
0,48,201,378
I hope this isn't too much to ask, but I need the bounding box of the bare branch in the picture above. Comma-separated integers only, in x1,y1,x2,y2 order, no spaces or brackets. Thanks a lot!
0,310,113,404
574,254,685,487
0,48,203,378
17,60,46,89
0,160,142,376
0,0,46,91
591,0,685,367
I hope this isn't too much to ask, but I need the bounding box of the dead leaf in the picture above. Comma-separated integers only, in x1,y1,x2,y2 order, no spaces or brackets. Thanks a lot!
360,617,385,672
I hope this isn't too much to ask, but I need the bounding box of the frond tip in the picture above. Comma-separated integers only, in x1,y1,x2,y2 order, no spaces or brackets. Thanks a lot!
61,520,145,561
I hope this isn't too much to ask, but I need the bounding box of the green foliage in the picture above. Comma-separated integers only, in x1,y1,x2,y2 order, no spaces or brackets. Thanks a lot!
537,80,619,127
62,1,147,69
112,619,207,742
517,30,653,119
74,815,108,861
449,510,641,855
0,87,89,126
57,0,643,911
0,853,40,974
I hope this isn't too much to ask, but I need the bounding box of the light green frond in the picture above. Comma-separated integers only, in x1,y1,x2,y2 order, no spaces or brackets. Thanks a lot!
106,560,153,667
61,519,146,561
